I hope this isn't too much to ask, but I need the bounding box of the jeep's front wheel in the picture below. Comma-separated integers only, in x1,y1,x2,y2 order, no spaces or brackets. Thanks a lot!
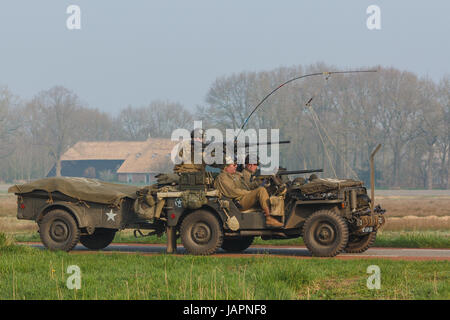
80,228,116,250
180,210,223,255
344,232,376,253
221,236,254,253
303,209,348,257
39,209,80,252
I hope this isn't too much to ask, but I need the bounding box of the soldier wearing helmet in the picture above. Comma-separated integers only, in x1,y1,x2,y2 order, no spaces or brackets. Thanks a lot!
173,129,206,173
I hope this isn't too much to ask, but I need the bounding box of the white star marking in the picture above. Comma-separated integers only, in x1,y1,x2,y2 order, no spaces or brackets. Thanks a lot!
105,209,117,222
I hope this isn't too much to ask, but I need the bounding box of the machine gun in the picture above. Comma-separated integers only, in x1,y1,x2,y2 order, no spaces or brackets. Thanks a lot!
275,169,323,176
203,140,290,169
203,140,291,152
255,168,323,179
252,168,324,195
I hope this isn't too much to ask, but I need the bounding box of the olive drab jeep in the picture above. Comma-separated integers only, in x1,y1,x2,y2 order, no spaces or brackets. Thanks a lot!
9,145,386,257
157,170,385,257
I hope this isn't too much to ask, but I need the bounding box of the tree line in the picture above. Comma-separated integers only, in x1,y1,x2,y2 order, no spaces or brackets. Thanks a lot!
0,63,448,189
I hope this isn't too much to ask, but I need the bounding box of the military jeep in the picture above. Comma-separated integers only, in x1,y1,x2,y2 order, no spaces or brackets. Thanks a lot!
155,170,385,257
9,161,385,257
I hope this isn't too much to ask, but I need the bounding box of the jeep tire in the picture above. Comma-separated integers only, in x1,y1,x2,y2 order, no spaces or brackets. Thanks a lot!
303,209,349,257
221,236,254,253
80,228,116,250
344,232,376,253
39,209,80,252
180,210,223,255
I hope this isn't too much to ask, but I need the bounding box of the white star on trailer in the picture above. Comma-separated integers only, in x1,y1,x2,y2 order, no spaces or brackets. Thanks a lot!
105,209,117,222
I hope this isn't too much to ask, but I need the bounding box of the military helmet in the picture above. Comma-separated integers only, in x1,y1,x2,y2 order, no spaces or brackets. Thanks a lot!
309,174,319,181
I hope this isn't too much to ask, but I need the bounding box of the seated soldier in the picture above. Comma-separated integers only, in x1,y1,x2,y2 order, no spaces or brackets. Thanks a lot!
214,157,283,228
240,154,260,190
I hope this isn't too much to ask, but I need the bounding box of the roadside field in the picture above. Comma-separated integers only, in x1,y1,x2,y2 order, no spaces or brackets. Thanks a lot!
0,241,448,300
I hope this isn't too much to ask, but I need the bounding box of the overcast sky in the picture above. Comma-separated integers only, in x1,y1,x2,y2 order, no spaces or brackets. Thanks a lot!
0,0,448,114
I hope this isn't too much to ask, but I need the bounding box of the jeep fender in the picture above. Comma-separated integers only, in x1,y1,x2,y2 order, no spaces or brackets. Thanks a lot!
168,203,227,228
37,201,91,228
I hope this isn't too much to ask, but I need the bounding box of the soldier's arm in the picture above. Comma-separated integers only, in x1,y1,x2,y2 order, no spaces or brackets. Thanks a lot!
249,178,261,190
215,174,248,198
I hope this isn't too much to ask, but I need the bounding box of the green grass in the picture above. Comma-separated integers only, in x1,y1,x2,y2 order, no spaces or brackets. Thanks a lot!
374,231,450,248
0,244,448,300
13,230,450,249
1,231,449,300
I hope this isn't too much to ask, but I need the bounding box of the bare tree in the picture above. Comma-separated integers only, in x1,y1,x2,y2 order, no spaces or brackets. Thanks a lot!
416,78,444,189
26,86,83,176
437,76,450,189
0,86,20,159
118,101,192,140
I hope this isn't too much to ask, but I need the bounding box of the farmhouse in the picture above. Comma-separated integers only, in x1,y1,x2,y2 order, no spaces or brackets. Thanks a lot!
46,138,177,184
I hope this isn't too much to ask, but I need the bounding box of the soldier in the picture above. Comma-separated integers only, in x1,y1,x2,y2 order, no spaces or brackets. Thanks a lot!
173,129,205,173
214,157,283,228
240,154,260,190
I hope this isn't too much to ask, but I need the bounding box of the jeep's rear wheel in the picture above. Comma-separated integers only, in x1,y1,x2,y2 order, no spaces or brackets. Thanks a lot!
221,236,254,252
80,228,116,250
344,232,376,253
39,209,80,252
180,210,223,255
303,209,348,257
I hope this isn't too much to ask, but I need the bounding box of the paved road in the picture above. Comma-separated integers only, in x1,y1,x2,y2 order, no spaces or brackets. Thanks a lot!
22,243,450,260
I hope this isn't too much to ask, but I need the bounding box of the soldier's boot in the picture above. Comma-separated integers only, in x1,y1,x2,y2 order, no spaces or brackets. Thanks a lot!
265,215,283,228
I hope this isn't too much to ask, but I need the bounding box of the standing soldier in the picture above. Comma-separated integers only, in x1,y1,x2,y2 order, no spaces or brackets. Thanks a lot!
173,128,206,173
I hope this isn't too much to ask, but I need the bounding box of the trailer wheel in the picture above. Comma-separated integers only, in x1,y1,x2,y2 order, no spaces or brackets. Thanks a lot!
221,236,254,253
80,228,116,250
180,210,223,255
344,232,377,253
39,209,80,252
302,209,348,257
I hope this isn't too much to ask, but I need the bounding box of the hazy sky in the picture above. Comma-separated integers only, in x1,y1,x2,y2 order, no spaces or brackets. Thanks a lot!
0,0,448,114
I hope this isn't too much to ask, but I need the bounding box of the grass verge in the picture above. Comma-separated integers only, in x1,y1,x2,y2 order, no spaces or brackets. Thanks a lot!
0,245,448,300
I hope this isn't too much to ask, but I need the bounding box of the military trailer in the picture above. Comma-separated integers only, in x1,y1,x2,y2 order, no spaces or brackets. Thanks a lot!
8,150,385,257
